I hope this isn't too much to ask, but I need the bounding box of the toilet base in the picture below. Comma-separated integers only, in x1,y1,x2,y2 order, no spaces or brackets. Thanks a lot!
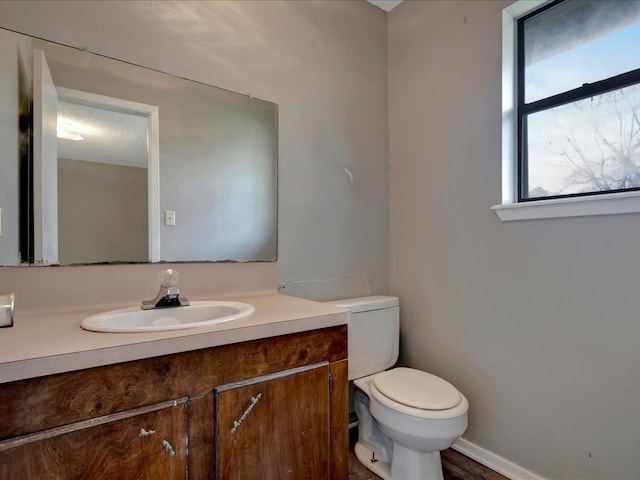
354,440,444,480
391,443,443,480
354,441,391,480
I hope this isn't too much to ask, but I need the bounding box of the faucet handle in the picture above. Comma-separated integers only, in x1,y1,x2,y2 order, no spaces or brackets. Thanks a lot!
142,269,189,310
160,269,180,288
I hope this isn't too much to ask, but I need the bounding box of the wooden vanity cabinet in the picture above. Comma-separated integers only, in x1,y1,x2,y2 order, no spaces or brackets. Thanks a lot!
0,325,348,480
215,363,331,479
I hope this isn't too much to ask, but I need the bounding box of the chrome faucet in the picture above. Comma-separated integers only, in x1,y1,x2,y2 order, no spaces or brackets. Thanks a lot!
141,269,190,310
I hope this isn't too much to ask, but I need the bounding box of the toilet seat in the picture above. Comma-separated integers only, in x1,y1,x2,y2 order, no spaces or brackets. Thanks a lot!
370,368,468,420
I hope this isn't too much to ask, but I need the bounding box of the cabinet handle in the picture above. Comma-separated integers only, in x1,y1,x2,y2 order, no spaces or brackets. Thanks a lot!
230,393,262,434
162,440,176,456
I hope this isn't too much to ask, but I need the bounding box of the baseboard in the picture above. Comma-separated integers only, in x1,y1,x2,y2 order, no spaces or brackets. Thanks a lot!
452,437,547,480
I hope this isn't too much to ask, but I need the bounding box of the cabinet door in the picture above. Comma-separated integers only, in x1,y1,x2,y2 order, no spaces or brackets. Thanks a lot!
215,363,330,480
0,398,187,480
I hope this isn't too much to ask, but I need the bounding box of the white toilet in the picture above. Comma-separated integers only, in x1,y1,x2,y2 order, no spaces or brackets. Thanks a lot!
326,296,469,480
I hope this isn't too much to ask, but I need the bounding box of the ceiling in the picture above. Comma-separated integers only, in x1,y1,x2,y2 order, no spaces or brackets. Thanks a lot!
366,0,404,12
57,100,148,169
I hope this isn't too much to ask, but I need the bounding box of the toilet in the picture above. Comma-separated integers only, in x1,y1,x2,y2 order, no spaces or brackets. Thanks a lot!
326,296,469,480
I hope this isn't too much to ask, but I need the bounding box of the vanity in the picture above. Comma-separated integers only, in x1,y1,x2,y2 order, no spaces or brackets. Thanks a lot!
0,11,349,478
0,292,349,479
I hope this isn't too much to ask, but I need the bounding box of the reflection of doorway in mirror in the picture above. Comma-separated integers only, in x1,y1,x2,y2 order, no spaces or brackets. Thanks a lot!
33,49,58,265
54,87,159,264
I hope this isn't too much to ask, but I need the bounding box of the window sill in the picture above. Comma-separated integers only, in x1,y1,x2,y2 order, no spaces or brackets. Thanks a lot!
492,191,640,221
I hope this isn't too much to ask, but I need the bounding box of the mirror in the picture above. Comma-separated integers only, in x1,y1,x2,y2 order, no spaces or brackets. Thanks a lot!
0,27,278,266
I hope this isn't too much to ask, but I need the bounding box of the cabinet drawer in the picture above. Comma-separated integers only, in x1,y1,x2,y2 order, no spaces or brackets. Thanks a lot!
0,399,187,480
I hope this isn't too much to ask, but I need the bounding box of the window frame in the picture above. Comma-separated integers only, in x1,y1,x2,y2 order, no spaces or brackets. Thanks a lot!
517,0,640,203
493,0,640,221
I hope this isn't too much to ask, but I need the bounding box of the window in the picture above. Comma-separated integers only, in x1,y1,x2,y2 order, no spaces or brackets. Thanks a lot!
494,0,640,221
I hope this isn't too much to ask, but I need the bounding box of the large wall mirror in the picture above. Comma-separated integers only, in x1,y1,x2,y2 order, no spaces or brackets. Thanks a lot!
0,27,278,266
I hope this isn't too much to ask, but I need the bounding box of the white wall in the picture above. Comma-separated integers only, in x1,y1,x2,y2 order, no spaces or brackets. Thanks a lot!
0,1,389,305
389,1,640,478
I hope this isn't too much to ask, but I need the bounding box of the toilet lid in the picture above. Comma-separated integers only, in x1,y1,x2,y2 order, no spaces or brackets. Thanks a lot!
373,367,461,410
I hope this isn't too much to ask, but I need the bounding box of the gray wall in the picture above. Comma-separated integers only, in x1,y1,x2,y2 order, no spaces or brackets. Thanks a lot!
0,3,388,298
389,1,640,478
58,159,148,264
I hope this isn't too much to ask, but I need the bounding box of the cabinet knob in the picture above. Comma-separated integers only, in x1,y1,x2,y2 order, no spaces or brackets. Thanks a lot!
138,427,156,438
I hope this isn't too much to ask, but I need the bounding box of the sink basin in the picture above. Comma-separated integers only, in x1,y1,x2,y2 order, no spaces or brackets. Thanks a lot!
81,301,254,333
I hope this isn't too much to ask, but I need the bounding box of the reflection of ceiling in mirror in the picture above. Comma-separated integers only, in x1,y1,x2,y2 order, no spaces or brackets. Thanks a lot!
57,101,147,168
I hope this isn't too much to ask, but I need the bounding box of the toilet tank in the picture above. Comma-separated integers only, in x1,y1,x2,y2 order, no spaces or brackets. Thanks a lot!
325,296,399,381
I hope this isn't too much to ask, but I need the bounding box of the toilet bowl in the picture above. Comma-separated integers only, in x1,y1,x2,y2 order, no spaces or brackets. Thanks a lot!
354,369,468,479
325,296,469,480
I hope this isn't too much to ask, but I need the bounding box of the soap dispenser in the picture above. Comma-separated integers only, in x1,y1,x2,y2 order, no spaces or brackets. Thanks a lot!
0,293,14,327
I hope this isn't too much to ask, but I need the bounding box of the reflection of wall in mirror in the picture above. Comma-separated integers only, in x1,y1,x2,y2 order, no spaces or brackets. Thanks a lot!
33,37,277,264
58,158,148,264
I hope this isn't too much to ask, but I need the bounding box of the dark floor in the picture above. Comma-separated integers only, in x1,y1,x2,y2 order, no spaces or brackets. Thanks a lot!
349,435,508,480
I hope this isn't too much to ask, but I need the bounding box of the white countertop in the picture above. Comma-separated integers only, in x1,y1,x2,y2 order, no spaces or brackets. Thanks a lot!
0,293,349,384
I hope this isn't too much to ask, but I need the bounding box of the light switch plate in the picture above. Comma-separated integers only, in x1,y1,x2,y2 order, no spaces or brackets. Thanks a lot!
164,210,176,226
